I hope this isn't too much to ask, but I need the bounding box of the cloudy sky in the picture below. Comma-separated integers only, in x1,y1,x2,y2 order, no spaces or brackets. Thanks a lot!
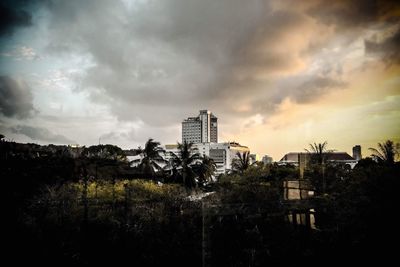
1,0,399,160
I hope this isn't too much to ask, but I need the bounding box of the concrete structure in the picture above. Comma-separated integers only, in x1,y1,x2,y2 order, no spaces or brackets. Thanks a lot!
352,145,362,161
182,110,217,143
194,142,249,175
283,180,314,200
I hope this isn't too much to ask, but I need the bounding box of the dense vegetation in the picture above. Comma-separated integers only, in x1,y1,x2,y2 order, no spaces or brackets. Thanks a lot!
2,136,399,266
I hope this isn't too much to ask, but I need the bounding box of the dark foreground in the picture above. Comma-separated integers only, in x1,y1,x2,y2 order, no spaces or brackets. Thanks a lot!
2,144,400,266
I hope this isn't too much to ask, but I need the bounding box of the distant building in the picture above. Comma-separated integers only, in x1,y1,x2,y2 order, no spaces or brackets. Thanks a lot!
194,142,249,175
262,155,273,164
168,110,251,175
352,145,362,161
279,152,358,169
182,110,218,143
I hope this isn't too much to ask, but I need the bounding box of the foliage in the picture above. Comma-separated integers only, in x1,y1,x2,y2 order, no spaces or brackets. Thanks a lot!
169,141,202,188
305,141,332,195
21,180,200,266
4,138,400,264
369,139,399,164
305,141,332,164
268,163,298,181
232,151,251,173
82,144,127,161
137,138,166,180
217,163,280,204
191,155,217,186
313,159,400,259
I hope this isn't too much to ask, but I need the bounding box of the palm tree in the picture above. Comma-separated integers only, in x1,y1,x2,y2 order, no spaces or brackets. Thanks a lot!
172,141,202,189
369,140,399,164
193,155,217,186
232,151,251,174
305,141,331,194
138,138,166,180
305,141,331,165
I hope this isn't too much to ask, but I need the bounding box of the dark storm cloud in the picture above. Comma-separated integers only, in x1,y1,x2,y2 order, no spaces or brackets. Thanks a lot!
41,0,326,122
308,0,400,29
0,1,33,37
11,125,75,144
0,75,35,118
40,0,279,123
365,27,400,64
18,0,400,128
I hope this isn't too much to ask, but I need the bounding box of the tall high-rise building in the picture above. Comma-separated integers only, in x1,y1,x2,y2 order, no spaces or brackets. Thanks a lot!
182,110,218,143
352,145,362,161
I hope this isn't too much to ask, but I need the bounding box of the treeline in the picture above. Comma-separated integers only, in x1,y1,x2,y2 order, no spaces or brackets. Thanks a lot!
2,135,400,266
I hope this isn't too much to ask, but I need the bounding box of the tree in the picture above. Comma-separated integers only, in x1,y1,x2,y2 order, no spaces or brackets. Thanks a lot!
305,141,331,164
82,144,126,161
305,141,332,195
171,141,202,189
232,151,251,174
138,138,166,180
369,140,399,164
192,155,217,186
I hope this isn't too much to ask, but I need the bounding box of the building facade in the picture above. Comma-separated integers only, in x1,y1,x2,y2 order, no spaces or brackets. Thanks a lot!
164,142,249,176
193,142,249,175
182,110,218,143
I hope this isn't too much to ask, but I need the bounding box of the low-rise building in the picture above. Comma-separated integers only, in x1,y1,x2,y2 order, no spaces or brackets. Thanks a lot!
279,152,358,169
163,142,250,176
194,142,250,175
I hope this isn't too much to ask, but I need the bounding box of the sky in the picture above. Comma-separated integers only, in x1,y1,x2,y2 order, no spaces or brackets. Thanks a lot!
1,0,400,160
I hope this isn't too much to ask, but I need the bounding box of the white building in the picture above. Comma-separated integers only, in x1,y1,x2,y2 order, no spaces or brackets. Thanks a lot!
182,110,218,143
279,152,358,169
193,142,249,175
163,142,250,176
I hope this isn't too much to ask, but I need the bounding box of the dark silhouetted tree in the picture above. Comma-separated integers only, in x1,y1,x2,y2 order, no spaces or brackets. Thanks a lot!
193,155,216,186
138,138,166,180
232,151,251,174
305,141,333,195
171,141,201,189
369,140,399,164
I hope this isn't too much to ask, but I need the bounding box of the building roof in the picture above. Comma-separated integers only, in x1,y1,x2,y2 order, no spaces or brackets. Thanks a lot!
326,152,355,161
280,152,355,162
